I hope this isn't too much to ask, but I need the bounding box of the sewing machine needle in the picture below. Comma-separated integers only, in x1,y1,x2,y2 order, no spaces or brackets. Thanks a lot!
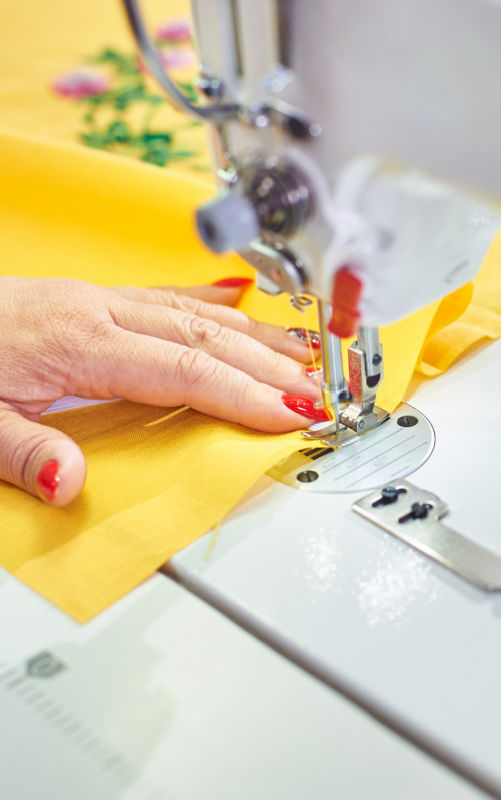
317,299,348,433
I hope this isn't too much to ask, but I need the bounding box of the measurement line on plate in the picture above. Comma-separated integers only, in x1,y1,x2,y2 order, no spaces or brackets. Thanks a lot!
337,435,415,482
322,427,403,474
345,441,428,489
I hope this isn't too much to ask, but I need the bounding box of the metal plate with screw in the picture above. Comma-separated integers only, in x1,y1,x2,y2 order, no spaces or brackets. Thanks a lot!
353,479,501,591
268,404,435,493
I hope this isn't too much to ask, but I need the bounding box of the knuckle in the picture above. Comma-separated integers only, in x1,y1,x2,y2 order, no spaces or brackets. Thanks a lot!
168,293,200,314
245,314,263,339
0,411,47,487
175,347,221,391
87,318,115,347
182,313,224,348
154,289,179,307
267,347,288,375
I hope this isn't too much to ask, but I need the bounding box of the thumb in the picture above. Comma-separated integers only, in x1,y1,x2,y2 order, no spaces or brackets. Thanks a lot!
0,403,87,506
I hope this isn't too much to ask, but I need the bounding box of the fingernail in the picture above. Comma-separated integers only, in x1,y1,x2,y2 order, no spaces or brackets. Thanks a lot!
37,460,61,501
282,394,330,421
286,327,321,349
211,276,254,288
306,365,323,381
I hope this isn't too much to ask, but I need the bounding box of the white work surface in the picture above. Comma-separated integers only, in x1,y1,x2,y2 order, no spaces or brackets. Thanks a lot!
169,338,501,799
0,567,484,800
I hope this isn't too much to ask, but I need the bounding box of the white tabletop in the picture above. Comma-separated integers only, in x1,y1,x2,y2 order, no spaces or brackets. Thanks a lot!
169,338,501,798
0,564,486,799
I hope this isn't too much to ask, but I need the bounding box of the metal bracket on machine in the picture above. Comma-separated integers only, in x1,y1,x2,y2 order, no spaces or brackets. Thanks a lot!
353,479,501,591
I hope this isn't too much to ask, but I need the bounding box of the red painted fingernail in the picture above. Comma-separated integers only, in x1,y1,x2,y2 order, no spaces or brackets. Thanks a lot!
282,394,330,421
306,365,323,380
211,276,254,288
286,327,321,349
37,460,61,501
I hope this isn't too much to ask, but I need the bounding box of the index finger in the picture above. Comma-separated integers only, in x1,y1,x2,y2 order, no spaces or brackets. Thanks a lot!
95,327,309,434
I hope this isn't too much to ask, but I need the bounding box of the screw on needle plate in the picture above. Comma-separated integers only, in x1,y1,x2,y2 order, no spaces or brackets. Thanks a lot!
372,486,407,507
397,415,418,428
398,502,433,523
296,470,319,483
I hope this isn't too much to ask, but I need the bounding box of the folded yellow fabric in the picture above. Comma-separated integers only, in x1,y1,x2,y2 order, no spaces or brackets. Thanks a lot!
418,234,501,376
7,402,305,622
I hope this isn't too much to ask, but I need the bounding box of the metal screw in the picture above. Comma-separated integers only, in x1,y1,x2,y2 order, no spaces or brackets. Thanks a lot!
398,502,432,523
372,486,407,507
253,113,270,129
297,470,319,483
397,415,418,428
372,353,382,366
382,486,399,503
197,76,224,99
284,115,313,140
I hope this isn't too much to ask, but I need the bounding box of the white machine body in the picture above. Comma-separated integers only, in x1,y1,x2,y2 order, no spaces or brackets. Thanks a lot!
190,0,501,326
123,0,501,431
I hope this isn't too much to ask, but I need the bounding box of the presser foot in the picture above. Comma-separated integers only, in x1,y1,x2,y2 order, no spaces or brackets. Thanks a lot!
302,405,389,447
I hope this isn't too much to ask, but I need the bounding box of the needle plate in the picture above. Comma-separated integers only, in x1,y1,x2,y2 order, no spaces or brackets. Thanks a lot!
268,403,434,494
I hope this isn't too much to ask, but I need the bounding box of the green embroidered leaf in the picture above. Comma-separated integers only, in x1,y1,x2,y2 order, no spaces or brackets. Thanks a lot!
141,145,171,167
58,44,200,169
113,83,149,110
138,131,172,145
91,48,121,63
91,48,138,75
80,93,112,107
144,94,165,106
170,150,197,159
80,131,110,149
177,81,199,103
106,121,132,143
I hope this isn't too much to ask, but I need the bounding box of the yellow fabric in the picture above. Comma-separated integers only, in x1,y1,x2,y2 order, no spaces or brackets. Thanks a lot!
0,0,500,622
417,237,501,376
6,402,305,622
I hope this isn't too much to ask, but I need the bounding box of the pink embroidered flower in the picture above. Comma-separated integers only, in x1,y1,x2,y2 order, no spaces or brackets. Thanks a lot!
137,48,196,73
52,71,110,99
155,18,191,42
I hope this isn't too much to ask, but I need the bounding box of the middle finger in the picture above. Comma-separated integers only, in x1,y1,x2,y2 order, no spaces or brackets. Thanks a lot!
110,300,319,400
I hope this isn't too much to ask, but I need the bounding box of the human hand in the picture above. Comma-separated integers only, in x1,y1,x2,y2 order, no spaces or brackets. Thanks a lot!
0,276,320,505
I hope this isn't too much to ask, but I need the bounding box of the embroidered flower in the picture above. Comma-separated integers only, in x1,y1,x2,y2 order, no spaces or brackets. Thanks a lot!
137,48,196,73
155,18,192,42
52,71,110,99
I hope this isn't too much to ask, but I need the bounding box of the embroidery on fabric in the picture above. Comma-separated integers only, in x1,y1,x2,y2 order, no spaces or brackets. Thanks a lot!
51,17,203,168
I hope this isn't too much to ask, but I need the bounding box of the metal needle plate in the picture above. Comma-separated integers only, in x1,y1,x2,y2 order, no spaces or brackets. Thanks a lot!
353,479,501,591
268,403,434,494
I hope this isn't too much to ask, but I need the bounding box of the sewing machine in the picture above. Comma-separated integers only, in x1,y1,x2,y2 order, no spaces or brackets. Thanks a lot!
125,0,501,443
17,0,491,796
